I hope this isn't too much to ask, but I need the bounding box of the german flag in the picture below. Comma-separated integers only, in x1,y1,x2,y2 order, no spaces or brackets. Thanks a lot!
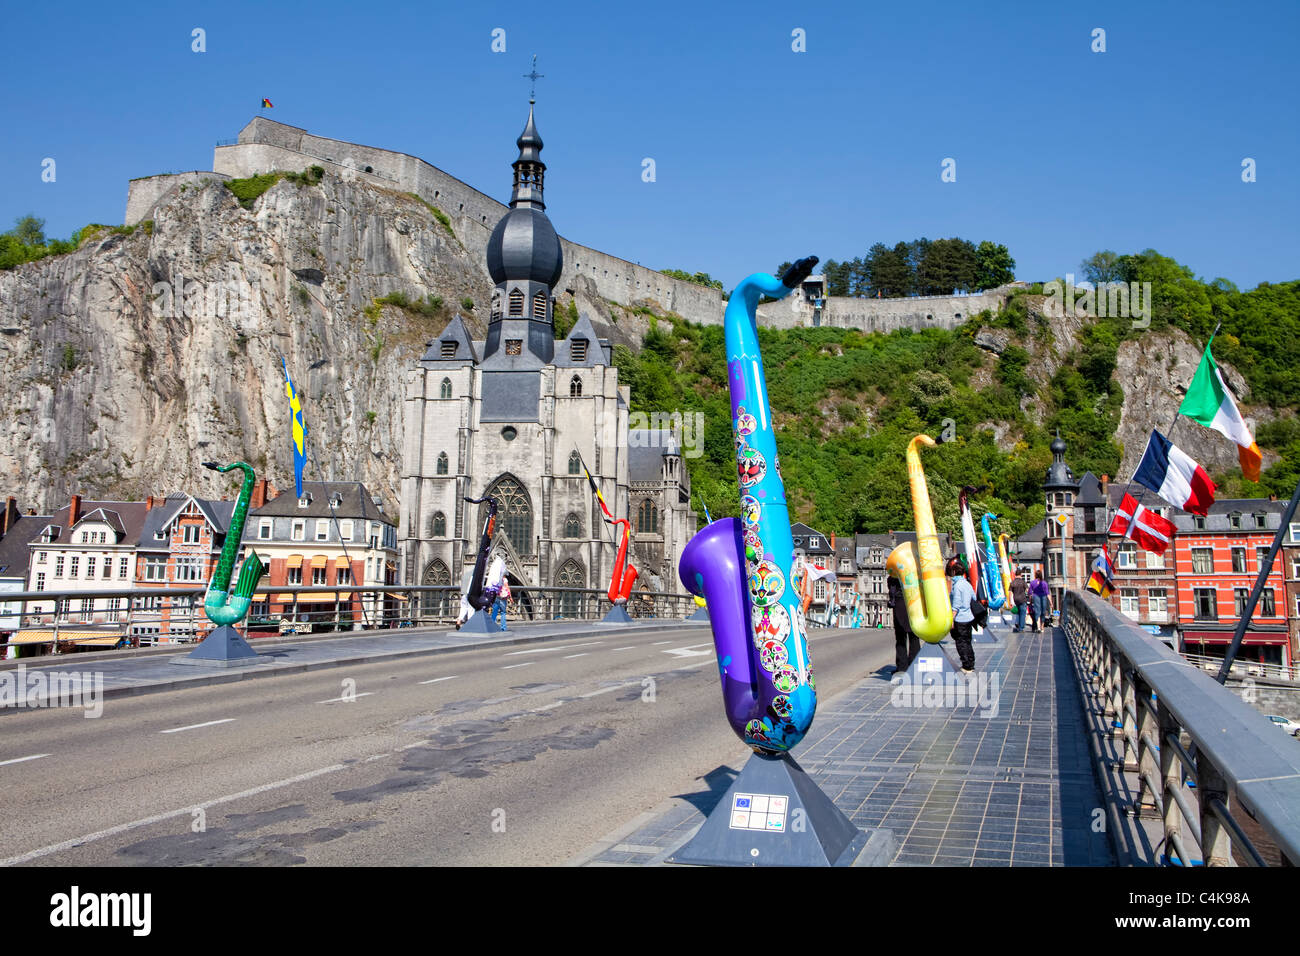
262,98,274,108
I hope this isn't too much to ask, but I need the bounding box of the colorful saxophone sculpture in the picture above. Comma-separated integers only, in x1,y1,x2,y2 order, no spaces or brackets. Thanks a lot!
679,256,819,755
958,485,984,594
980,513,1006,609
885,435,952,643
463,495,499,612
201,462,266,627
997,532,1016,602
607,517,639,605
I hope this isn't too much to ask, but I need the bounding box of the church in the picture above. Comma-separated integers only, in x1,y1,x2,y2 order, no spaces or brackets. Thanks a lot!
400,98,696,616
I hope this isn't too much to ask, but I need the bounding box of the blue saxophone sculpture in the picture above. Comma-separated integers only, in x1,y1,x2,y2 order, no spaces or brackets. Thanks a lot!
201,461,266,626
980,512,1006,610
680,256,818,755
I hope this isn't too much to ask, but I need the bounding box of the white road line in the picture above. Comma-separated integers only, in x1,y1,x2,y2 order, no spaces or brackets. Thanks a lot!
0,754,50,767
319,692,375,704
563,653,589,659
678,661,714,670
651,641,673,645
502,662,533,670
159,718,236,734
0,763,349,867
503,641,602,657
418,676,459,685
580,683,638,699
612,647,636,652
531,701,563,712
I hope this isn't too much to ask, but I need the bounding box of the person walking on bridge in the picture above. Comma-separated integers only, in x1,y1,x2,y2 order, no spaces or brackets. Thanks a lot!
887,575,919,675
1030,570,1051,633
946,558,977,674
1010,569,1029,632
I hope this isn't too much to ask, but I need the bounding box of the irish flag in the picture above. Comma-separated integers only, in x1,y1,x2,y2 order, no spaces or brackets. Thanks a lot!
1178,340,1262,482
1133,430,1216,516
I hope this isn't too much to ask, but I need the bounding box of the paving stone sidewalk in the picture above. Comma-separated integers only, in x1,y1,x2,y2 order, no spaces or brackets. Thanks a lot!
575,622,1114,866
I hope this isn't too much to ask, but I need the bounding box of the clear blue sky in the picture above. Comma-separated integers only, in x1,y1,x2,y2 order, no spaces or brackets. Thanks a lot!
3,0,1296,291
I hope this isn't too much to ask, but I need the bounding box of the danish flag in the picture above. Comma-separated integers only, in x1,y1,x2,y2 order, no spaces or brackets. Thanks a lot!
1108,492,1175,555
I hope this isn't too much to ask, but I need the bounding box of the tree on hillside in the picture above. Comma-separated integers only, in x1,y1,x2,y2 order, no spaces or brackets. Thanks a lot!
10,215,45,247
660,268,723,290
917,238,978,295
821,259,853,297
975,241,1016,289
1081,250,1123,286
864,243,911,298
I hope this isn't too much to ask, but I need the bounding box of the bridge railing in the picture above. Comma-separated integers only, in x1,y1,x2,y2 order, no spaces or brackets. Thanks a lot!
1065,589,1300,867
0,584,705,654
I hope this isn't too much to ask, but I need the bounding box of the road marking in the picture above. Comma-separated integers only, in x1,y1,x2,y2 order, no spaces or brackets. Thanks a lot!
159,719,236,734
503,641,603,657
319,692,375,704
663,642,714,658
0,762,350,866
563,653,589,659
652,641,673,645
418,676,459,685
0,754,50,767
612,647,636,652
502,662,533,670
531,701,563,712
680,660,714,670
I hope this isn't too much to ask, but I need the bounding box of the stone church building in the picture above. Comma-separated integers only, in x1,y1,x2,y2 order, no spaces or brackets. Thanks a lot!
400,99,696,616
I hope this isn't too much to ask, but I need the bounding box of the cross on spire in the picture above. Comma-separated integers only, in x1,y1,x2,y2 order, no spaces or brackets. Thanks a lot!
523,54,544,103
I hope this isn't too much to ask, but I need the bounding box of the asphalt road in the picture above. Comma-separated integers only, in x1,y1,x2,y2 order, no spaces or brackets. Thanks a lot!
0,624,895,866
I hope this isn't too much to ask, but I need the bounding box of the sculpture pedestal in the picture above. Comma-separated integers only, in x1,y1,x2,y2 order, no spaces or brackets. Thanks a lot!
893,641,960,683
601,605,633,624
171,625,261,668
458,610,501,634
686,606,709,622
669,751,889,866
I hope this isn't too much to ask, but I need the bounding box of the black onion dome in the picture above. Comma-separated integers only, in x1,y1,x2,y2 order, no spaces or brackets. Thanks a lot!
516,105,543,160
486,206,564,287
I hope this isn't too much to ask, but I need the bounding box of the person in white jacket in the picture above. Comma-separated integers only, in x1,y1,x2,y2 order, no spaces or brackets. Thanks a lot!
454,569,474,630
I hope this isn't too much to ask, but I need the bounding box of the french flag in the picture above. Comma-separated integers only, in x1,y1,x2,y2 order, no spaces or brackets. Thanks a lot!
1132,430,1216,516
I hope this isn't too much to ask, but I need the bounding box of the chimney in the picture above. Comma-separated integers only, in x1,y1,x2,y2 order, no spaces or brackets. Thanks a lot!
146,495,156,511
1101,474,1109,496
251,479,269,510
68,494,82,527
1270,493,1279,502
2,496,17,536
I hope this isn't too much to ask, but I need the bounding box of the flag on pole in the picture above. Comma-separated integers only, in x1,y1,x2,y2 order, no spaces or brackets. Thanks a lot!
282,357,306,498
582,462,613,523
1132,430,1216,516
262,98,274,108
1178,339,1262,482
1108,492,1175,555
1086,549,1115,598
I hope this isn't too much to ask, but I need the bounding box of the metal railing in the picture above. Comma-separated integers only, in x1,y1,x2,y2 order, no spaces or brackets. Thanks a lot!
1180,650,1299,684
1065,589,1300,867
0,584,708,654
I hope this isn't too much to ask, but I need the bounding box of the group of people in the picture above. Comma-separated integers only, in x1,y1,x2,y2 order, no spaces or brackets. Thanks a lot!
453,557,513,631
888,560,1053,677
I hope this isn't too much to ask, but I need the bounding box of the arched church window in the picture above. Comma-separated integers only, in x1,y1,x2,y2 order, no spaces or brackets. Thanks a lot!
432,512,446,537
570,375,582,397
440,378,452,399
508,289,524,316
481,475,532,558
637,498,659,534
568,450,582,475
564,513,582,538
556,559,585,618
421,559,451,619
436,452,449,475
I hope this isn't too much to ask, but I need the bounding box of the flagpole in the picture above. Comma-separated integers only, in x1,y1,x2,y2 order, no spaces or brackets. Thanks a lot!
1214,474,1300,684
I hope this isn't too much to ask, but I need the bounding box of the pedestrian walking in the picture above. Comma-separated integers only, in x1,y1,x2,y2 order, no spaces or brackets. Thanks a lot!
1010,569,1029,632
1030,570,1051,633
887,576,920,674
946,558,977,674
492,577,512,630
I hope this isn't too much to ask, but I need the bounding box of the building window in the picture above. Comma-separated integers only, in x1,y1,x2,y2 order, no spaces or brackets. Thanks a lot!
143,556,167,582
316,520,330,541
340,519,353,541
570,339,588,363
1047,552,1062,577
440,341,458,359
1254,512,1267,529
337,565,352,585
1234,588,1249,616
259,519,272,540
433,512,446,537
568,451,583,475
176,557,203,582
119,557,129,579
556,559,585,618
1194,588,1217,620
102,560,112,579
637,499,659,534
1291,554,1300,579
1291,522,1300,543
1120,588,1139,619
564,513,582,538
55,555,65,577
839,559,851,573
35,573,44,591
569,375,582,397
440,378,452,399
437,452,449,475
814,581,827,601
1147,550,1165,570
532,292,547,319
1232,547,1246,573
501,427,517,441
1229,512,1242,529
87,557,96,579
421,559,452,618
1149,589,1167,616
69,556,79,578
183,525,201,544
481,475,532,558
1262,588,1276,616
1193,515,1207,530
505,339,522,355
508,289,524,316
287,567,303,586
1257,546,1270,571
1191,547,1214,574
298,494,312,507
312,566,327,586
1116,542,1136,570
292,520,305,541
37,551,46,564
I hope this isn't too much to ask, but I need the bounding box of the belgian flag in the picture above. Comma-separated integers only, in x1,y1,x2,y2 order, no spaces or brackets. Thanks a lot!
261,98,273,108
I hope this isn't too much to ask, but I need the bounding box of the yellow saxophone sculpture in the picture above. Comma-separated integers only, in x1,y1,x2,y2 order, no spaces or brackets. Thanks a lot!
885,434,951,643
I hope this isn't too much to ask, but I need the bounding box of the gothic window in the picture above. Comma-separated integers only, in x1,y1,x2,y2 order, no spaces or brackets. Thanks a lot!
508,289,524,316
556,559,585,619
569,375,582,397
440,378,452,399
564,513,582,538
637,498,659,534
532,292,547,319
437,452,449,475
422,559,451,619
481,475,533,557
568,450,582,475
431,512,446,537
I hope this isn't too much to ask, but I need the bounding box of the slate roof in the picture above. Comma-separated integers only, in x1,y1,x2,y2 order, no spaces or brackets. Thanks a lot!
554,313,604,368
137,494,237,548
248,481,394,524
37,500,151,547
0,513,51,580
421,314,478,364
629,430,680,482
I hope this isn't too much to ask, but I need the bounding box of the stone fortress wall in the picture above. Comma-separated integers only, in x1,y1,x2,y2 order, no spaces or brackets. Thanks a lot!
124,118,1015,334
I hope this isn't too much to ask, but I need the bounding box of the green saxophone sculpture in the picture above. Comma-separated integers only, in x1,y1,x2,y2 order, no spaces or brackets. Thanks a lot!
202,461,267,626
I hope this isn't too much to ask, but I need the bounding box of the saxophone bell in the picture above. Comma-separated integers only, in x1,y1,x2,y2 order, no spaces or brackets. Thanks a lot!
885,434,952,644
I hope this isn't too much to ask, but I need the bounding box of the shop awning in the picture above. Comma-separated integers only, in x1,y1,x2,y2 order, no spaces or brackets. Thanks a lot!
385,592,410,601
8,630,57,644
9,629,121,645
251,593,269,602
1182,629,1289,645
334,557,351,569
73,635,125,647
310,555,329,569
283,591,353,602
285,555,304,569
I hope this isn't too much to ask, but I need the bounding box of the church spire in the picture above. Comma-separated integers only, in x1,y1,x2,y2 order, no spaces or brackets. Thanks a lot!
510,100,546,209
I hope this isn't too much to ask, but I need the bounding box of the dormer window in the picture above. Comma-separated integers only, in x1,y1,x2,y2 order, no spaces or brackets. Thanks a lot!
1254,512,1267,529
298,494,312,508
508,289,524,316
440,341,458,359
330,493,344,508
570,375,582,397
1229,512,1242,529
570,339,588,363
1193,515,1207,530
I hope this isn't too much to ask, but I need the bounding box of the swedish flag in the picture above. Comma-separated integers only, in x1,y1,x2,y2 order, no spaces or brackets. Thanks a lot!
282,357,306,498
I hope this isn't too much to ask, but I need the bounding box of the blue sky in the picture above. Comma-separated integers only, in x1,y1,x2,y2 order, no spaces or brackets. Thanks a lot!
3,0,1296,291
